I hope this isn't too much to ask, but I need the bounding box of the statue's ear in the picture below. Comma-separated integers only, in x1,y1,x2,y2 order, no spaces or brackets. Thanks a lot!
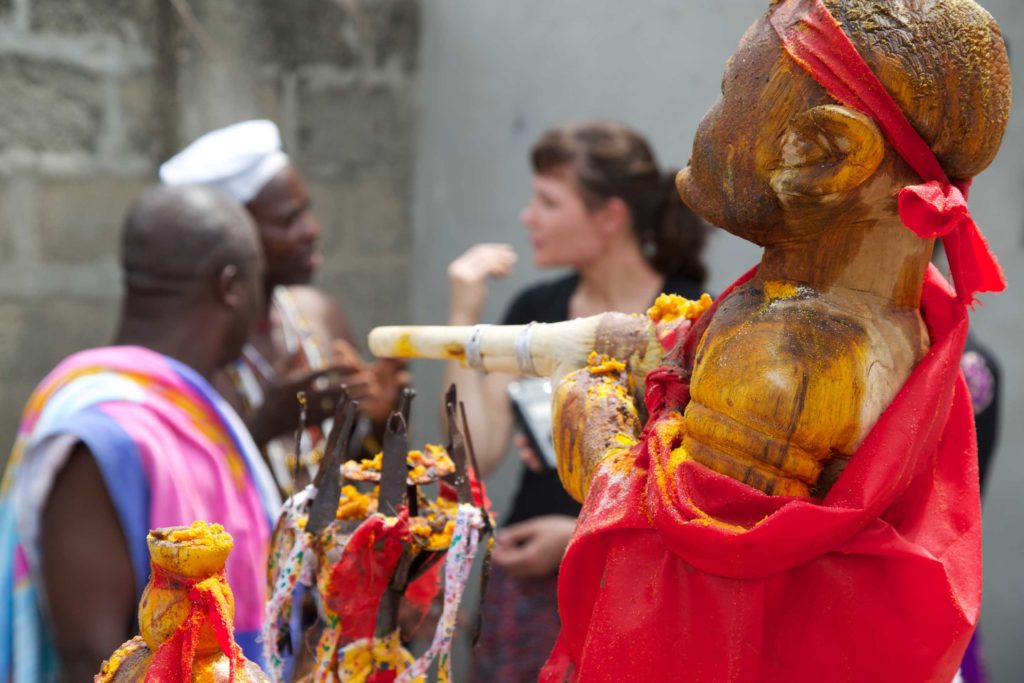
770,105,885,206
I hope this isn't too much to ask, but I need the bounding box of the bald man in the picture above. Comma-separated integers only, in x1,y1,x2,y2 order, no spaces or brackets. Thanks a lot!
0,186,281,682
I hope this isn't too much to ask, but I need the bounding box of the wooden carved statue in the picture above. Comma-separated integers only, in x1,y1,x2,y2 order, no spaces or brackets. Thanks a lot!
679,0,1009,496
369,0,1010,679
558,0,1009,499
95,522,269,683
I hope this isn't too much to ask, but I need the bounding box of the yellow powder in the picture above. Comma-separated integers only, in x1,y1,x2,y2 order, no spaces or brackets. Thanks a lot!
362,452,384,470
587,353,627,376
406,444,455,483
336,485,376,520
161,520,227,544
763,280,800,301
409,520,433,537
647,292,713,324
338,631,421,682
429,520,456,550
612,432,638,448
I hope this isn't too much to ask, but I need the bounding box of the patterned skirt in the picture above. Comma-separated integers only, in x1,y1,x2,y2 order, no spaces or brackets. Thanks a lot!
470,563,562,683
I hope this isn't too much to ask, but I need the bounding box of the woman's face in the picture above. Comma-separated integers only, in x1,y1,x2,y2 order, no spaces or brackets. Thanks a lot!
520,169,607,269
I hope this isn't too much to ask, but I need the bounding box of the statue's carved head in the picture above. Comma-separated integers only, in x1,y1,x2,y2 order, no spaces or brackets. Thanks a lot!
677,0,1011,246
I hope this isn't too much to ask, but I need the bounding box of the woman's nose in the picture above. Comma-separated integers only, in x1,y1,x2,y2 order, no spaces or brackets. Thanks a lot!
519,205,534,226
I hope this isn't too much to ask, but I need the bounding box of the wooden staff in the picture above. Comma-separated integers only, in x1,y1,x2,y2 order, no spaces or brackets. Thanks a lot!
368,311,666,382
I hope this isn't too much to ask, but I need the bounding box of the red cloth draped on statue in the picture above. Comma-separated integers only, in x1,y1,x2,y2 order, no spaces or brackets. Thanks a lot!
541,265,979,682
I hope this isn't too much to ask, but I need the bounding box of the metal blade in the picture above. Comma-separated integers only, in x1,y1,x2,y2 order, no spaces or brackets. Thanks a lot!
460,400,493,535
442,384,473,504
313,386,350,488
378,412,409,516
399,386,415,424
306,400,358,536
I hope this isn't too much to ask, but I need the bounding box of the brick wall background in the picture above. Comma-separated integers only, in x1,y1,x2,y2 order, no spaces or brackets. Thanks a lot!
0,0,419,458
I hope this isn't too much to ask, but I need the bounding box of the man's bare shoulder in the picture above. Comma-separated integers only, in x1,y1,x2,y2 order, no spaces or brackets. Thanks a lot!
285,285,344,316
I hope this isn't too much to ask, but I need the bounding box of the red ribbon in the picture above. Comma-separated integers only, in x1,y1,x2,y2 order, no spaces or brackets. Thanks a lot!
769,0,1005,307
145,565,241,683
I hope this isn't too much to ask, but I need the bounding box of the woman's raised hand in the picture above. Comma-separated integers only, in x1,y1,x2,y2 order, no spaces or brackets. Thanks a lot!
447,243,517,325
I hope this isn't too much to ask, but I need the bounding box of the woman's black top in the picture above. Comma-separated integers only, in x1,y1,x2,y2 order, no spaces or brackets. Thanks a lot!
500,272,704,525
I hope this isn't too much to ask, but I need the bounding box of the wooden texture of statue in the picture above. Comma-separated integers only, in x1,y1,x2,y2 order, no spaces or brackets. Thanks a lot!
553,0,1011,498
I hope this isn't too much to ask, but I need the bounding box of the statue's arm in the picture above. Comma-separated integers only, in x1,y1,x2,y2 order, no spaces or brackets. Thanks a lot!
552,365,642,502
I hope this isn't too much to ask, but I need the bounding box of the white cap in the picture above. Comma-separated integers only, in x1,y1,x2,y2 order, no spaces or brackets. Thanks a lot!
159,120,290,204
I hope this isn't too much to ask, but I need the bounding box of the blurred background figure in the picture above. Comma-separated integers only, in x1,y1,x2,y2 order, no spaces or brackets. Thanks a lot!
160,120,409,494
444,121,711,682
0,186,279,682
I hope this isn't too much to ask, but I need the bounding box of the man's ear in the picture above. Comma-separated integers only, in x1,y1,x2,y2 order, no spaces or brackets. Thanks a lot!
217,264,242,308
770,104,885,206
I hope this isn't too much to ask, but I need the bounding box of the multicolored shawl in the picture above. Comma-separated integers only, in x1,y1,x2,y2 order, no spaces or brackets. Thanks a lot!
0,346,281,682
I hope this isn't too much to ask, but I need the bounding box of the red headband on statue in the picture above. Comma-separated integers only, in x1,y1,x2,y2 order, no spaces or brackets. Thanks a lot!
769,0,1005,307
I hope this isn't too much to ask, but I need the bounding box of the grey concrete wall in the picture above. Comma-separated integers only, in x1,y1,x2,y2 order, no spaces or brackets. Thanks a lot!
409,1,1024,678
0,0,419,461
0,0,162,465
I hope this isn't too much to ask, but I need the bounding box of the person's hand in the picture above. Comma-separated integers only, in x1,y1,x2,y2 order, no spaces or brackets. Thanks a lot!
362,358,411,425
447,243,517,325
491,515,576,578
513,433,545,473
248,348,369,447
326,338,378,395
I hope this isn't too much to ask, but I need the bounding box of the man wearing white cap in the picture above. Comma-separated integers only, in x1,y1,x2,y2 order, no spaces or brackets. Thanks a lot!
161,120,407,491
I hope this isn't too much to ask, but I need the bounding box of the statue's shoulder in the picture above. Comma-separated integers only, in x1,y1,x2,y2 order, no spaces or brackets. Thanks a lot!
684,281,927,494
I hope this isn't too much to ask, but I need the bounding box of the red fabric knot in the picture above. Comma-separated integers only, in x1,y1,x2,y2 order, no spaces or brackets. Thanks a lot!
898,181,970,239
770,0,1005,308
145,565,241,683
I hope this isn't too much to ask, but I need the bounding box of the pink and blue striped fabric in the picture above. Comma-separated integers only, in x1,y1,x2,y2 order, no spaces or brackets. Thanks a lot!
0,346,280,681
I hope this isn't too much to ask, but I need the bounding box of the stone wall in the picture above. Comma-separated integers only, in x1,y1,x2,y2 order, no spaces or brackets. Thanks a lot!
0,0,419,462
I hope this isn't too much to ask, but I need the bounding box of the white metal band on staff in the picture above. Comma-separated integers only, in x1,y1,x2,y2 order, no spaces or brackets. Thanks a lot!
465,324,490,370
514,322,538,376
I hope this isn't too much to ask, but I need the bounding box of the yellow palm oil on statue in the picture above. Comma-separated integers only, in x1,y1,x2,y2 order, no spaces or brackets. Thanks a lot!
95,522,268,683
